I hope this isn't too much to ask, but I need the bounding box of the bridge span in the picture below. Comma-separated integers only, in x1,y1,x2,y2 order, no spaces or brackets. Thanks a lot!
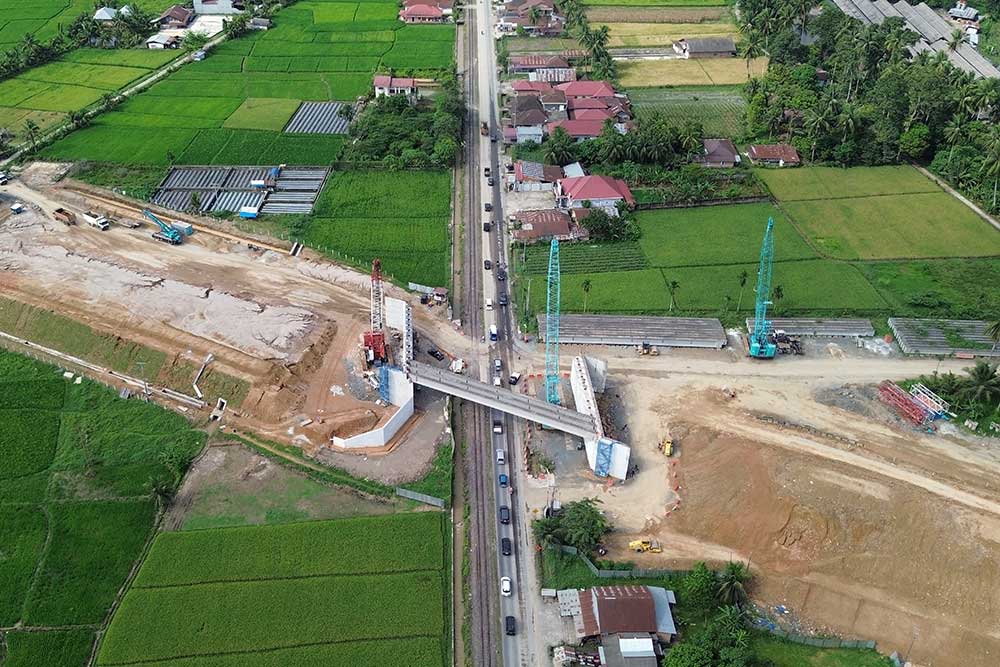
410,361,600,440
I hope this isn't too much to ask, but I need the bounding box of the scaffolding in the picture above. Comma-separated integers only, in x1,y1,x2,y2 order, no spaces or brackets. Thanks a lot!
878,381,931,425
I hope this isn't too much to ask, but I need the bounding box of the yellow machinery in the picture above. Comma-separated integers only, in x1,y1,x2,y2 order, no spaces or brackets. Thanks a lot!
628,539,662,553
657,428,674,456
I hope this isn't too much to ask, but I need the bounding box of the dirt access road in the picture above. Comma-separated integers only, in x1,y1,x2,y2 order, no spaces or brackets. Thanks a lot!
520,350,1000,667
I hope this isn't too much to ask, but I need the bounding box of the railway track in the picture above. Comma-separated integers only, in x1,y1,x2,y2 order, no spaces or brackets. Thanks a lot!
461,3,501,666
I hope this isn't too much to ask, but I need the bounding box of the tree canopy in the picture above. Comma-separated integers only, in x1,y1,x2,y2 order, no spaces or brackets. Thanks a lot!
531,497,611,553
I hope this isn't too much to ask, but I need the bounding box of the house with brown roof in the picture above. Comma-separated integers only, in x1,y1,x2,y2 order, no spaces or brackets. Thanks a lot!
399,4,448,23
694,138,740,168
509,54,569,72
747,143,800,166
510,209,585,243
546,118,609,142
512,80,553,95
511,95,547,144
561,585,678,642
153,4,193,28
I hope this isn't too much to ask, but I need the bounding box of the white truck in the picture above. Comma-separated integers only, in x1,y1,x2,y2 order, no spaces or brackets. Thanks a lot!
82,211,110,231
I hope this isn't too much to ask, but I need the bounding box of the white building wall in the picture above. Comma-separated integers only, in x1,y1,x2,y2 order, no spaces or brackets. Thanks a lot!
331,368,414,449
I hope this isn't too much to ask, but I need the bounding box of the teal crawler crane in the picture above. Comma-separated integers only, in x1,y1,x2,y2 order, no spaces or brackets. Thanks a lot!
143,209,182,245
749,217,777,359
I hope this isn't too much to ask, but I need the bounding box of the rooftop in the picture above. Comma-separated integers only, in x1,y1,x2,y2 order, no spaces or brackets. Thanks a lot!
547,118,608,138
511,209,572,240
676,36,737,53
514,160,563,182
748,143,800,163
557,80,617,98
559,174,635,205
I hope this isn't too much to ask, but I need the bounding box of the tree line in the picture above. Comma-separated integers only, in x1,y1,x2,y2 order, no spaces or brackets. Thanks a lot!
558,0,618,82
740,0,1000,212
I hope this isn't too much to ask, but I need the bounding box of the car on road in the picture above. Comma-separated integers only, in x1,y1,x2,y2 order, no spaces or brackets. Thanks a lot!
427,349,445,361
484,259,492,270
501,537,512,555
484,202,492,212
499,505,510,524
485,298,493,311
493,375,502,387
509,372,521,385
498,293,508,306
494,420,503,435
491,133,498,142
498,473,508,487
500,576,512,596
483,221,491,232
494,358,502,372
484,167,490,177
487,177,495,186
505,616,516,635
495,446,505,461
497,268,507,281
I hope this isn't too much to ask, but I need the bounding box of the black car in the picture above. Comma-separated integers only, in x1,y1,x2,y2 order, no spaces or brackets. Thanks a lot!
499,506,510,524
427,349,445,361
488,177,495,186
498,293,508,306
483,221,491,232
505,616,516,636
484,259,492,270
497,269,507,281
501,537,512,556
491,133,498,143
484,202,492,212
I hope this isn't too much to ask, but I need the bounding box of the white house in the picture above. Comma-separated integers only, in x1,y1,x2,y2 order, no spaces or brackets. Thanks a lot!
146,33,180,49
193,0,245,14
373,75,418,99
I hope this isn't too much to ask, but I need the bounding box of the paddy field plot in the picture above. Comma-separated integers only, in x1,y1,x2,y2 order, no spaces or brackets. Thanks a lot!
581,0,730,6
41,0,455,166
97,513,449,667
630,85,746,137
0,349,205,667
619,56,767,87
596,21,736,47
759,167,1000,260
586,6,730,21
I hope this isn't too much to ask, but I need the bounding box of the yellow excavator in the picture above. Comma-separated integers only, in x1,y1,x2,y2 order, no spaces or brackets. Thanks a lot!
657,427,674,456
628,539,662,553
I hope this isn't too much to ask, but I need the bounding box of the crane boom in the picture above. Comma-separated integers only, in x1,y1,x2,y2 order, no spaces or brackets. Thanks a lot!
545,239,561,404
142,209,182,245
749,217,776,358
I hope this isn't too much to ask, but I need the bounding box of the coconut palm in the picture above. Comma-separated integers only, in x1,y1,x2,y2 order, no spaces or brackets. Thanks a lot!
739,31,767,80
948,28,965,52
943,114,967,167
736,270,749,311
717,561,752,608
23,119,40,149
979,125,1000,209
667,280,680,312
987,321,1000,351
959,361,1000,406
581,279,592,313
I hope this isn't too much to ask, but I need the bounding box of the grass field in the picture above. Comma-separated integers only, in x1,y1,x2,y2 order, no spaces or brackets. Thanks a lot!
582,0,730,6
752,635,893,667
619,56,767,87
586,6,730,21
0,349,205,667
631,85,746,137
41,1,455,165
758,166,941,201
305,170,452,286
97,513,448,667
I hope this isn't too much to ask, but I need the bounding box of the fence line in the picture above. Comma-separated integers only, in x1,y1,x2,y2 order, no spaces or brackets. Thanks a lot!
556,545,690,579
635,196,769,211
396,487,446,508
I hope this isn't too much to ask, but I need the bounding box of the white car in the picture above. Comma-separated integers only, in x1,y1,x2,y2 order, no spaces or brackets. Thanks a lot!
500,576,512,597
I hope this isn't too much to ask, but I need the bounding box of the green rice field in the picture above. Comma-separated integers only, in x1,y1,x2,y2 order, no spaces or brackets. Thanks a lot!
0,349,205,667
41,0,455,165
304,170,453,286
581,0,730,6
518,166,1000,324
97,513,448,667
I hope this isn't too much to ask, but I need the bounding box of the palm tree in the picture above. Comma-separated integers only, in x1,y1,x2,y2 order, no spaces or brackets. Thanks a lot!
717,561,751,608
544,127,574,165
943,114,966,167
23,119,40,150
979,126,1000,209
739,31,766,80
581,279,592,313
948,28,965,52
804,106,833,161
987,321,1000,351
959,361,1000,406
736,270,749,311
773,284,784,302
667,280,680,312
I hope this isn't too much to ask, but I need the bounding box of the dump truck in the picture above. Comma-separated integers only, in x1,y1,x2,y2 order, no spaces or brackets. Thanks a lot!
480,121,489,136
628,539,662,553
82,211,110,231
53,208,77,225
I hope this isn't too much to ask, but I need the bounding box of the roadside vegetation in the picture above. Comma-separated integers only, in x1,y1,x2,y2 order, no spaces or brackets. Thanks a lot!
909,360,1000,435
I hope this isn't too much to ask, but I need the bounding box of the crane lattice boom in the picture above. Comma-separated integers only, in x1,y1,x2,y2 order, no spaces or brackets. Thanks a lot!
749,217,776,359
545,239,561,405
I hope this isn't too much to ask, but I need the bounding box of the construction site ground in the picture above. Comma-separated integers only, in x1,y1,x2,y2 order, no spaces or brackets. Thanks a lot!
0,164,471,468
163,440,405,531
518,348,1000,667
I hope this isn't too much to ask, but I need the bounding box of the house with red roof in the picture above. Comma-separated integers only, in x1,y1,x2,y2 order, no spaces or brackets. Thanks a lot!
557,80,617,98
373,75,418,99
399,4,448,23
556,175,635,215
511,80,553,94
546,118,608,141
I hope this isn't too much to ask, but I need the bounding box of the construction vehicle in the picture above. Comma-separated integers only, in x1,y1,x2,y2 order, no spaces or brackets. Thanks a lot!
82,211,110,231
773,329,803,355
143,209,182,245
480,121,489,136
0,171,8,185
9,202,25,214
53,208,77,225
749,218,777,359
628,539,662,554
637,342,659,356
657,430,674,456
